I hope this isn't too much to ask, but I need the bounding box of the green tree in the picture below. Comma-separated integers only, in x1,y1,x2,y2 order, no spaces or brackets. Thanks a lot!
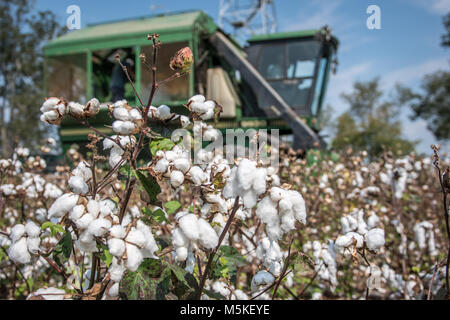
398,12,450,141
331,79,416,158
0,0,64,157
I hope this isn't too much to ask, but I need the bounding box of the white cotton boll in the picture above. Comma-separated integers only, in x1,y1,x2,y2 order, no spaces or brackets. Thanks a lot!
110,225,126,239
280,213,296,232
25,220,41,238
68,176,89,195
10,224,26,242
172,227,190,248
110,258,126,282
279,198,293,215
129,108,142,121
76,213,94,230
86,98,100,114
72,161,92,181
154,158,169,173
99,199,117,217
200,108,215,120
88,218,111,237
109,148,124,168
234,289,249,300
204,100,216,111
189,166,207,186
136,221,158,258
197,219,219,249
126,243,143,272
252,168,267,195
341,215,358,234
365,228,385,251
180,115,190,128
69,205,85,221
170,170,185,188
288,191,307,224
185,252,196,274
175,246,188,262
103,136,117,150
8,237,31,264
113,107,131,121
108,283,120,298
242,189,258,209
251,271,275,292
41,97,60,112
335,232,363,249
68,102,84,116
255,196,278,226
27,287,66,300
126,228,146,248
269,187,283,202
189,94,206,104
191,101,209,114
27,237,40,254
76,231,98,253
156,105,171,120
203,127,220,142
47,193,79,219
237,159,256,191
108,238,125,257
179,214,199,241
367,213,380,229
173,158,190,174
87,200,100,218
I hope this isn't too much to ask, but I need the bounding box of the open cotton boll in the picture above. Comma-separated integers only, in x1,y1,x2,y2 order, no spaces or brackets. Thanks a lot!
154,158,169,173
365,228,385,251
68,176,89,195
110,225,126,239
110,258,126,282
242,188,258,209
170,170,185,188
113,107,131,121
25,220,41,238
48,193,79,219
255,196,278,226
147,106,157,118
8,237,31,264
87,200,100,218
200,108,215,120
251,271,275,292
129,108,142,121
68,102,84,116
108,238,126,257
179,214,200,241
236,159,257,191
189,94,206,104
173,158,190,174
41,97,60,111
156,105,171,120
125,243,144,272
180,115,190,128
72,161,92,181
99,199,117,216
27,287,66,300
191,101,210,114
136,221,159,258
189,166,207,186
172,227,190,248
88,218,111,237
252,168,267,195
287,191,307,224
10,224,26,242
27,237,40,254
75,213,94,230
175,246,188,262
126,228,146,248
335,232,364,249
203,127,220,141
197,219,219,249
367,213,380,229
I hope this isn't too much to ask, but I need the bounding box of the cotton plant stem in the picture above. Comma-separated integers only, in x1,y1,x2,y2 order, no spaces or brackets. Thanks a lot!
196,196,240,300
271,236,294,299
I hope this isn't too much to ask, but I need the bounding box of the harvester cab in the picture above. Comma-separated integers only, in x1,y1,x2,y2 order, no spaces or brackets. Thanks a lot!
43,10,338,152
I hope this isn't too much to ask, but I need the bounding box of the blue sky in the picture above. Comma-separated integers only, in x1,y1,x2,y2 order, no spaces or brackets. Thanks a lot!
35,0,450,154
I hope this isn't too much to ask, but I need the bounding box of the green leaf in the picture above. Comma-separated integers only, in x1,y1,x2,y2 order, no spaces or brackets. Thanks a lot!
211,246,246,281
134,170,161,205
52,231,72,266
153,209,169,224
203,289,226,300
164,201,181,214
149,138,175,156
98,244,113,267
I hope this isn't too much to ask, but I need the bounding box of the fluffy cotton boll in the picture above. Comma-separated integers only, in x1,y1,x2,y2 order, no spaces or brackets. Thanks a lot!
175,246,188,262
113,107,131,121
255,196,278,226
48,193,79,219
173,158,190,174
179,214,200,241
367,213,380,229
154,158,169,173
335,232,364,249
27,237,40,254
189,94,206,104
136,221,158,258
68,102,84,116
341,215,358,234
170,170,185,188
288,191,307,224
27,287,66,300
85,98,100,116
88,218,111,237
197,219,219,249
269,187,284,202
200,108,215,120
110,258,126,282
172,227,190,248
126,243,144,272
69,205,85,221
108,238,126,257
41,97,60,112
365,228,385,251
103,136,117,150
242,189,258,209
252,168,267,195
251,271,275,292
180,115,190,128
279,198,293,215
156,105,171,120
110,225,126,239
237,159,257,191
8,237,31,264
109,147,124,168
280,213,296,233
191,101,210,114
99,199,117,217
189,166,207,186
126,228,146,248
25,220,41,238
129,108,142,121
203,127,220,141
76,231,98,253
72,161,92,181
75,213,94,230
68,176,89,195
10,224,26,242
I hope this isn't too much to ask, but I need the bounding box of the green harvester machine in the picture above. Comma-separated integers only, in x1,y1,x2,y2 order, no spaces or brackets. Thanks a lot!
43,10,338,152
